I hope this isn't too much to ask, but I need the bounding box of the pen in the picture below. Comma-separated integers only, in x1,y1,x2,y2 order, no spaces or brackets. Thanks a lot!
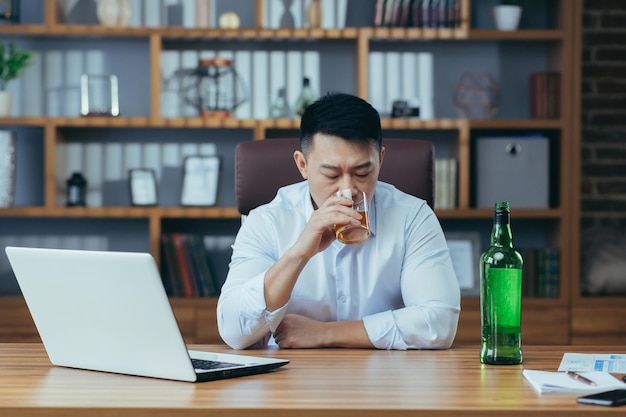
565,371,596,386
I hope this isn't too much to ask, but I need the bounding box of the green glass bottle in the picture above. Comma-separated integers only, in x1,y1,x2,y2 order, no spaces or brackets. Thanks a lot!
480,201,523,365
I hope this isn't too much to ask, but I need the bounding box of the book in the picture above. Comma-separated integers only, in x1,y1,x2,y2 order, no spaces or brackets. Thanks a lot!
181,50,199,117
269,50,287,117
160,49,181,118
84,142,103,207
286,50,303,116
188,234,218,296
383,0,396,27
161,234,181,296
302,50,320,100
195,0,211,28
172,232,195,297
251,50,269,119
234,50,252,119
266,0,285,29
434,158,457,209
181,0,196,28
529,72,561,119
336,0,347,28
397,0,411,27
321,0,336,28
368,51,386,114
384,51,401,114
390,0,403,27
523,369,626,394
128,0,141,27
143,0,160,27
416,52,434,120
374,0,386,26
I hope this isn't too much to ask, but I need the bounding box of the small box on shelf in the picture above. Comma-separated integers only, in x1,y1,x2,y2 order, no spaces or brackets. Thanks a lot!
476,135,549,209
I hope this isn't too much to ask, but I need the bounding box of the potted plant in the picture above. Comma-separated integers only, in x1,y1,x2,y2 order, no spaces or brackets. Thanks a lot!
494,0,524,31
0,42,32,116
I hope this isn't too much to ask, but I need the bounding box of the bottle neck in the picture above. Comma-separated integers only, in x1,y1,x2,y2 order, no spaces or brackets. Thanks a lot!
491,210,513,248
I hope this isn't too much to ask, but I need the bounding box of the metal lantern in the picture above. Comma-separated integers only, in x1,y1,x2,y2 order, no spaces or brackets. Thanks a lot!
177,58,246,118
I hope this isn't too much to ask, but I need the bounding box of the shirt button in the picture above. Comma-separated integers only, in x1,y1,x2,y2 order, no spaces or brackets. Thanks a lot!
339,295,346,302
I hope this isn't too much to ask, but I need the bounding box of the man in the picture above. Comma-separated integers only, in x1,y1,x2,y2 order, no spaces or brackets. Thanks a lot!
217,92,460,350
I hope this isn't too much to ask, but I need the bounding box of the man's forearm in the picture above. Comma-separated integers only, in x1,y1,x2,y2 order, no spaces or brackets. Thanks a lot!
322,320,374,348
263,246,310,311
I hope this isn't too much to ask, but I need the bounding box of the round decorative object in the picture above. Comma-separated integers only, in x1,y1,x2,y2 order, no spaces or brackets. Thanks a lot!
97,0,132,27
172,57,248,118
453,72,500,119
218,12,240,29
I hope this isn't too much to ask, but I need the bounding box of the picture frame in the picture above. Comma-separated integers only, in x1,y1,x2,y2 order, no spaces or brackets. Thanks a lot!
80,74,120,117
0,0,19,22
445,232,482,296
129,168,158,206
180,155,221,206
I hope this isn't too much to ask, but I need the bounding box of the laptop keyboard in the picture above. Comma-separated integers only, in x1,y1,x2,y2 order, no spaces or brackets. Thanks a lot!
192,358,243,370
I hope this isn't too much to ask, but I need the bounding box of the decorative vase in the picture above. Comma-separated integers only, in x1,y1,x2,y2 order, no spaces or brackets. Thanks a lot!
307,0,322,29
494,5,522,31
97,0,132,27
0,91,12,116
279,0,295,28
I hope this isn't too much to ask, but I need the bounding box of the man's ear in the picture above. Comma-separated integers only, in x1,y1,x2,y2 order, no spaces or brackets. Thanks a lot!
379,146,385,168
294,150,308,179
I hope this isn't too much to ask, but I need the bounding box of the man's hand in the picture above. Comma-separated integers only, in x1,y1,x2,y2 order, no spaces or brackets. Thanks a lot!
272,314,374,349
290,193,361,259
273,314,328,348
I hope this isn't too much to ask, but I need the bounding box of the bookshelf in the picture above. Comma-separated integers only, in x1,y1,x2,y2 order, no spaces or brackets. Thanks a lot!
0,0,587,346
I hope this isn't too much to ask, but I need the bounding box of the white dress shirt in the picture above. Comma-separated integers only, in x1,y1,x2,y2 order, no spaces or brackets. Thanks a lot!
217,181,461,350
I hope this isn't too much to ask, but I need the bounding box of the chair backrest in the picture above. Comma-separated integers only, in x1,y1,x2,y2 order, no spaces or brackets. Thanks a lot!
235,138,434,215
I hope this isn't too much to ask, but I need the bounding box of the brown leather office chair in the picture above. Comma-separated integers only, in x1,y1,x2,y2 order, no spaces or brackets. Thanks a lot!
235,138,434,215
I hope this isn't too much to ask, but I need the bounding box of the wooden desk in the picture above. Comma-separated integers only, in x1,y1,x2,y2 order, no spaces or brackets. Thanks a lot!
0,344,624,416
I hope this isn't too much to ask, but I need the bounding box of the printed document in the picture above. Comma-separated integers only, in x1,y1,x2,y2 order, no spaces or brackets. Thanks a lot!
557,353,626,372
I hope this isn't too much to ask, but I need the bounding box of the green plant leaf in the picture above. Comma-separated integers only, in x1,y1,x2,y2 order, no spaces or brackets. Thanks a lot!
0,42,33,90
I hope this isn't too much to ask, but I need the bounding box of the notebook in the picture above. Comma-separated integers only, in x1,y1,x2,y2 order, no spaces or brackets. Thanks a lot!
523,369,626,394
4,246,288,382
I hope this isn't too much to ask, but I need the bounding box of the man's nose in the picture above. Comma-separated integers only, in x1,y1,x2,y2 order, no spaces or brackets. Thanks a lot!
339,175,354,191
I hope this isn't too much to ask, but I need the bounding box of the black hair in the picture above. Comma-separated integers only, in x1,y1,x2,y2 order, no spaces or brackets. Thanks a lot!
299,92,382,157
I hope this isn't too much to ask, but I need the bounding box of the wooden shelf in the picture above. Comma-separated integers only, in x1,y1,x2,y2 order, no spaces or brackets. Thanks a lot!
0,25,566,42
0,0,588,345
0,207,561,220
0,207,241,219
468,29,565,40
468,119,564,129
436,208,563,219
0,117,564,130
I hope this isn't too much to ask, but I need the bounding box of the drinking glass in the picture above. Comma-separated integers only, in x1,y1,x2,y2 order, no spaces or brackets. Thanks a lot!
334,189,370,244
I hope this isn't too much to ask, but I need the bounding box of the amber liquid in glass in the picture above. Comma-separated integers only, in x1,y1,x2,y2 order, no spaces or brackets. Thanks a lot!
335,210,370,244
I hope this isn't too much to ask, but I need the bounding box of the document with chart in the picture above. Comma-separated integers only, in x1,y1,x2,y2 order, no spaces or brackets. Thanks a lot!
557,353,626,372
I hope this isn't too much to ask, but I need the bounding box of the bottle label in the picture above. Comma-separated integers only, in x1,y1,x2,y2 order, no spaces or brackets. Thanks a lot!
484,268,522,327
494,210,510,225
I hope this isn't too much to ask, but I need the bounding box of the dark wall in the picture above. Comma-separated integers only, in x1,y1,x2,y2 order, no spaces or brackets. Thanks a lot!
581,1,626,227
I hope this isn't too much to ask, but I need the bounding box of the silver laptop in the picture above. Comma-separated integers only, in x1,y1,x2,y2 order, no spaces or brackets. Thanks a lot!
5,246,288,382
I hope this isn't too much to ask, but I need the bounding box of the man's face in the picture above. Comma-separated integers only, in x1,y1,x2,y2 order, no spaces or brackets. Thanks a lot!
294,134,384,209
